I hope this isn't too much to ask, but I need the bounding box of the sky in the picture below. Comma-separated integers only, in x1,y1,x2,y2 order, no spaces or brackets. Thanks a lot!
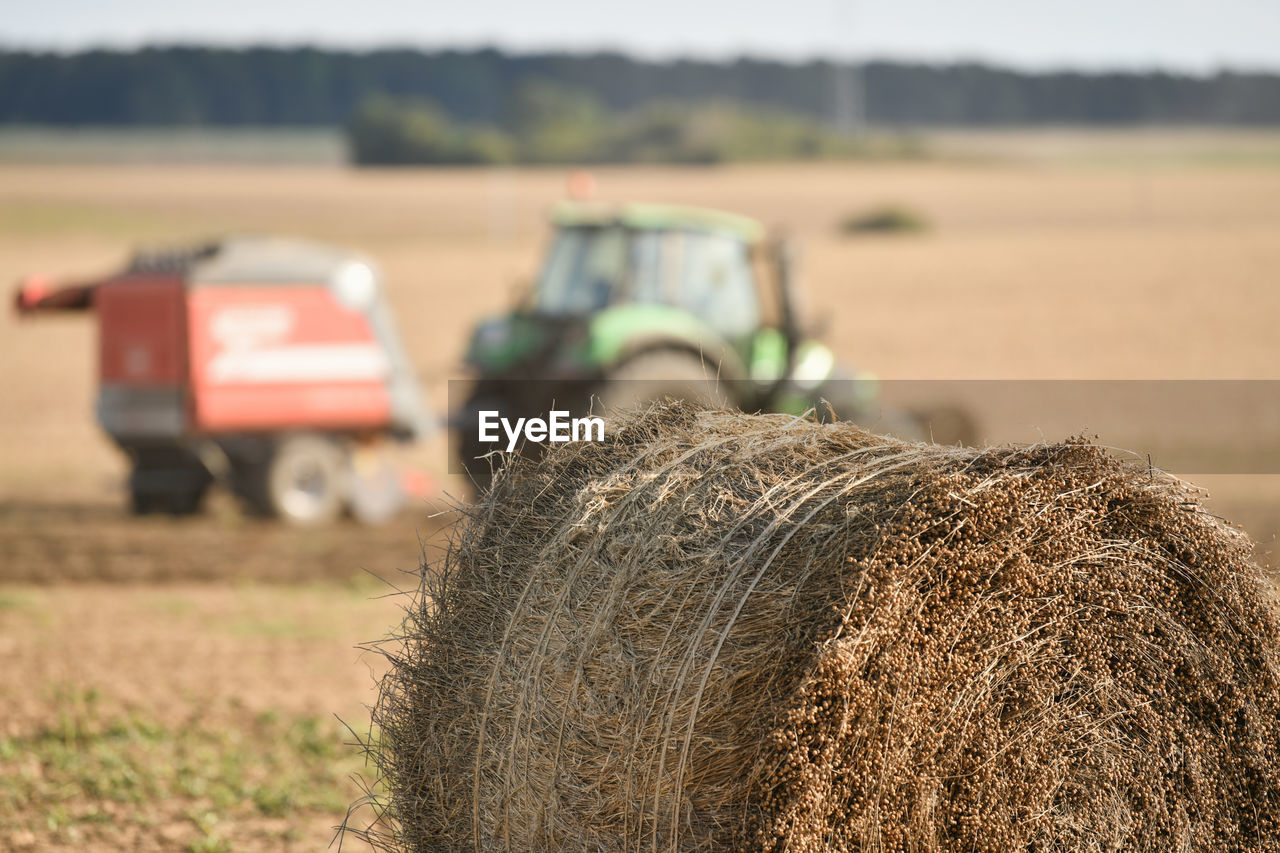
2,0,1278,73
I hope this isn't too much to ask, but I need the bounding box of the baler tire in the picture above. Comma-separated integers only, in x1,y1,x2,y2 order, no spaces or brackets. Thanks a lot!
260,435,348,526
129,489,157,516
127,455,212,517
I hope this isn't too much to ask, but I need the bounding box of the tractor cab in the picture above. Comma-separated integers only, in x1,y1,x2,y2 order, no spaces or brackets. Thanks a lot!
457,202,872,487
533,203,768,343
465,202,808,395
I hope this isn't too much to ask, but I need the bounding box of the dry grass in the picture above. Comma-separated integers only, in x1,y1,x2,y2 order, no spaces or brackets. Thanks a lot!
357,405,1280,852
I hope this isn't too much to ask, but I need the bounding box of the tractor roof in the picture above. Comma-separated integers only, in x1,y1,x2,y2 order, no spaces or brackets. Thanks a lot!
551,202,766,243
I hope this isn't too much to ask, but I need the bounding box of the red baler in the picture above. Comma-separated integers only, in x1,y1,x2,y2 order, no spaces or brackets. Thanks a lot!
15,235,432,525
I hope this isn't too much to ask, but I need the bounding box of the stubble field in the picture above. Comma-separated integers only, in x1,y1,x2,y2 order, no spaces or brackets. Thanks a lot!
1,137,1278,848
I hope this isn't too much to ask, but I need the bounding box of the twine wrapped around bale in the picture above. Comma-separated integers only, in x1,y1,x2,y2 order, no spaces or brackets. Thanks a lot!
356,404,1280,852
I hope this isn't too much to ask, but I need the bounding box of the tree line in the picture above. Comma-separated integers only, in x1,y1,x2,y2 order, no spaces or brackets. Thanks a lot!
346,87,930,165
1,46,1276,128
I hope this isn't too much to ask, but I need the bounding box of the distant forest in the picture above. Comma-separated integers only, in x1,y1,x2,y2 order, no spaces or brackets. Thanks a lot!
2,47,1278,127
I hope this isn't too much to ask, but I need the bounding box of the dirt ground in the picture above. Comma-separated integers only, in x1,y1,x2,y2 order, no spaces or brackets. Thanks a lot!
1,141,1279,848
0,497,448,584
0,582,408,850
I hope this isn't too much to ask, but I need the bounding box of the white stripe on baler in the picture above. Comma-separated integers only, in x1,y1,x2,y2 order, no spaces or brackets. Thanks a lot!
207,343,391,384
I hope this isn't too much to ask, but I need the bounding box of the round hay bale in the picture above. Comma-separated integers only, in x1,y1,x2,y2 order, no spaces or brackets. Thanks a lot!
360,405,1280,852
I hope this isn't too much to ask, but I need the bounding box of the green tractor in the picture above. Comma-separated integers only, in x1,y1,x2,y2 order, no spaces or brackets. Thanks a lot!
456,201,970,487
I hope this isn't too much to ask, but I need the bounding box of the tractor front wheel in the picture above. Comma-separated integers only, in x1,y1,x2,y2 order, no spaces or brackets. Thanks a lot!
455,385,508,495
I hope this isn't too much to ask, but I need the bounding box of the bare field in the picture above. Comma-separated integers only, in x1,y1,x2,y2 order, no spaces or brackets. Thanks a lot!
3,158,1278,526
0,497,447,584
2,150,1279,848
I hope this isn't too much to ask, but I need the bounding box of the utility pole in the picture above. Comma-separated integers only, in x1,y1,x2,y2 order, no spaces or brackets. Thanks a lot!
831,0,865,135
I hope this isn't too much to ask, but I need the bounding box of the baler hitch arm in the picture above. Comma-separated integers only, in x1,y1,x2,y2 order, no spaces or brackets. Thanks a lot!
13,275,99,315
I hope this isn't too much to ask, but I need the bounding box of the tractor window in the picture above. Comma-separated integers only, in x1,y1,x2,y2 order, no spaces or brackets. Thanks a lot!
629,230,677,305
675,232,758,339
533,227,626,316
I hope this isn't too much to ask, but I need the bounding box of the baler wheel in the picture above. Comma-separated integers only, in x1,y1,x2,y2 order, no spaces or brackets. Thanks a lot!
260,435,348,526
127,452,213,517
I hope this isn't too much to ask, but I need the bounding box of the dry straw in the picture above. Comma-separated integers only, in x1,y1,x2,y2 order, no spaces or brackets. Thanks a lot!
351,404,1280,852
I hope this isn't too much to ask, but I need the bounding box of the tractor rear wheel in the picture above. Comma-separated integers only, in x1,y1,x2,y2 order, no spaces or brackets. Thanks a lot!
597,349,727,415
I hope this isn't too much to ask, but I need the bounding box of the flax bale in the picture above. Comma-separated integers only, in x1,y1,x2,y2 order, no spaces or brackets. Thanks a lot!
362,404,1280,852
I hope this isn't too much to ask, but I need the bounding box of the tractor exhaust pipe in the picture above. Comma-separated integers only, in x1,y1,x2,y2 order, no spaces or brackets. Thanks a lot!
759,232,806,406
771,233,803,348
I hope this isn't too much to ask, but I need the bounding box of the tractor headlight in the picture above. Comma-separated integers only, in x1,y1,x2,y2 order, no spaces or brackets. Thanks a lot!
332,261,379,310
792,343,836,391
